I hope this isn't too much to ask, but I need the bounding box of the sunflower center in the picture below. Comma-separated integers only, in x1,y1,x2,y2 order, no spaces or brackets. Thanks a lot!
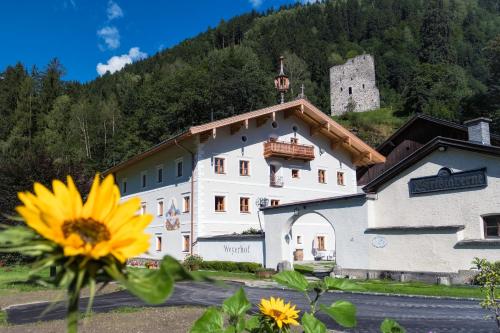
62,218,111,245
270,309,283,319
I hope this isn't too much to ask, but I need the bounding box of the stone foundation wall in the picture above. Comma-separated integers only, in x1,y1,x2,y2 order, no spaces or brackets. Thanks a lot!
333,267,479,285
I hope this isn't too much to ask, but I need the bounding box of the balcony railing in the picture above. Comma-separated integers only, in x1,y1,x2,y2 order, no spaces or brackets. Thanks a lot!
270,175,284,187
263,140,315,161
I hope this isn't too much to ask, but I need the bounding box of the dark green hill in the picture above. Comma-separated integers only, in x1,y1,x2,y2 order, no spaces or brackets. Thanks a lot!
0,0,499,226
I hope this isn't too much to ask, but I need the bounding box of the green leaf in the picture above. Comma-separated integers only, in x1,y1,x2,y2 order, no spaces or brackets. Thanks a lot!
380,319,406,333
273,271,309,292
323,277,363,292
320,301,357,328
190,307,224,333
222,287,251,318
302,312,327,333
245,316,260,331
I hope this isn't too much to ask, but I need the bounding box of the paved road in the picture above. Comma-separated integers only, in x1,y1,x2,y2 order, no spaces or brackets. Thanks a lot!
5,282,498,332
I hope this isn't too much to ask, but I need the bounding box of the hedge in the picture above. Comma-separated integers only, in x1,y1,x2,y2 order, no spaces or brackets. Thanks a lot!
199,260,262,273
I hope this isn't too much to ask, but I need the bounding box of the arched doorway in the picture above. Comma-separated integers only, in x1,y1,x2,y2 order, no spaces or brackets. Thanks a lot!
290,212,335,263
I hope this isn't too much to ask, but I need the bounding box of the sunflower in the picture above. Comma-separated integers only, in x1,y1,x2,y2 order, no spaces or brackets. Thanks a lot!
16,174,152,263
259,296,300,329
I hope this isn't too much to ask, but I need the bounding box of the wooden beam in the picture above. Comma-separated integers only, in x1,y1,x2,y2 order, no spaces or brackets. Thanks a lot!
272,111,276,121
310,121,329,137
284,109,294,119
330,139,340,150
310,125,321,137
256,115,271,127
352,151,371,165
300,104,304,114
244,119,249,129
199,131,210,143
230,121,244,135
212,128,216,139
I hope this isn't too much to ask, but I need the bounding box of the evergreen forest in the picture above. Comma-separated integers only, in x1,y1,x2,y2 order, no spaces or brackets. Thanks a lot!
0,0,499,223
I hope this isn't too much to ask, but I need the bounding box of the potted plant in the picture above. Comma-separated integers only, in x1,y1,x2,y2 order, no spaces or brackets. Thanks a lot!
255,267,276,279
183,254,203,271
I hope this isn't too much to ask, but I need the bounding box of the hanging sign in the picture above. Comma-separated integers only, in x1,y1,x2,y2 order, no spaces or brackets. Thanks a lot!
409,167,487,195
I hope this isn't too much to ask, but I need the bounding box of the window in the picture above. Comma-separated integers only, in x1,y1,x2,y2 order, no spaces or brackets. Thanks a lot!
484,216,500,238
271,199,280,207
239,160,249,176
215,196,225,212
182,235,190,252
318,169,326,184
141,172,147,188
214,157,225,174
316,236,326,251
122,180,127,194
157,167,163,183
290,137,298,144
157,200,164,216
155,236,162,252
337,171,345,186
140,202,146,215
348,87,352,95
240,197,250,213
176,160,183,177
292,169,299,179
296,235,302,244
183,196,190,213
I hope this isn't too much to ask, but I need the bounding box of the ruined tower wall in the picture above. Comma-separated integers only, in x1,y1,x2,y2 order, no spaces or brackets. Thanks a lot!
330,54,380,116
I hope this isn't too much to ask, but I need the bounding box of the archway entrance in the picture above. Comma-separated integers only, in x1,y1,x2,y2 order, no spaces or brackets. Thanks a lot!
290,212,335,262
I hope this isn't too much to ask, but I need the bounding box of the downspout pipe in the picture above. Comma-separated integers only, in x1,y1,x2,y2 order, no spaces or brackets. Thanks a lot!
174,139,195,255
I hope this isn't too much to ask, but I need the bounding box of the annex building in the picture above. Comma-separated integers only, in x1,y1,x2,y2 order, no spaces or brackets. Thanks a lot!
263,116,500,283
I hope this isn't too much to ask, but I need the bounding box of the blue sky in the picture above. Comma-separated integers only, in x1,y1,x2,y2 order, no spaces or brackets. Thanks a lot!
0,0,302,82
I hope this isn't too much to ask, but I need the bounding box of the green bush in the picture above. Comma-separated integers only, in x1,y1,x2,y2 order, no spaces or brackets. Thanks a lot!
199,260,262,273
183,254,204,271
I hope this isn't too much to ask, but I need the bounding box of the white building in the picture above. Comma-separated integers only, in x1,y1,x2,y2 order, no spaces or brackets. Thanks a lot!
105,99,384,262
263,118,500,283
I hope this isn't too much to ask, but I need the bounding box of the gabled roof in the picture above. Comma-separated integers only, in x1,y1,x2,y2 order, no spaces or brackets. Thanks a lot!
105,99,385,175
363,137,500,193
377,114,500,154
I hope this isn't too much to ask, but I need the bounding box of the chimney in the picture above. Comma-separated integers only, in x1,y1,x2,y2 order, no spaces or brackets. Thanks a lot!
463,117,492,145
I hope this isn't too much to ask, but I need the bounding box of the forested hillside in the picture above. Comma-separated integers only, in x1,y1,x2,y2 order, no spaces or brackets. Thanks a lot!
0,0,499,221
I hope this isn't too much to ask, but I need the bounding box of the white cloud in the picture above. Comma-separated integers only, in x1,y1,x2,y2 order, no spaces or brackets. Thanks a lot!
96,47,147,76
97,26,120,50
107,0,123,20
249,0,262,7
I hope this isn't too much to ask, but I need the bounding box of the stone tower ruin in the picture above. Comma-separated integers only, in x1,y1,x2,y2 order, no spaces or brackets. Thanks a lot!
330,54,380,116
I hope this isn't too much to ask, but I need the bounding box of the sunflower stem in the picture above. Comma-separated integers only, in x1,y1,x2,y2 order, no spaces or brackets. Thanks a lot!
67,289,79,333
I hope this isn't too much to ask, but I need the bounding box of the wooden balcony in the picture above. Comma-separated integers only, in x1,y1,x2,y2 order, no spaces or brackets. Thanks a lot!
263,140,315,161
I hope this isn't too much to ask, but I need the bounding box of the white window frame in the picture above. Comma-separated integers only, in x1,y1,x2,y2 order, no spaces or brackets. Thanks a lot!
155,235,162,252
121,178,128,194
214,195,226,213
183,195,190,213
156,165,164,183
140,202,147,215
239,159,251,177
182,234,190,253
239,196,251,214
337,170,345,186
318,168,327,184
213,156,226,175
157,199,164,217
175,158,183,178
141,171,147,188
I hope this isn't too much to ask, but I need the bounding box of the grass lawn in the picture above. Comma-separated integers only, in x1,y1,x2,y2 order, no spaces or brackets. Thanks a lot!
0,265,50,293
348,279,489,299
193,270,259,280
